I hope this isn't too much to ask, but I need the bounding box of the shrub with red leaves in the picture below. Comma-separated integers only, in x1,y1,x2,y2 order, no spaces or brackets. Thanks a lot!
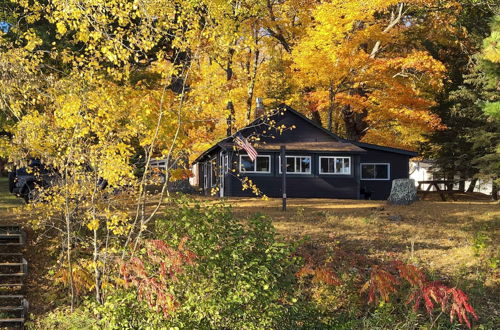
361,260,478,329
409,282,478,329
120,238,196,317
361,265,400,304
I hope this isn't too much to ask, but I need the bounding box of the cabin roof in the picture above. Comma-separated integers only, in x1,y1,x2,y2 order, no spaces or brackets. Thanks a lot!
193,104,417,163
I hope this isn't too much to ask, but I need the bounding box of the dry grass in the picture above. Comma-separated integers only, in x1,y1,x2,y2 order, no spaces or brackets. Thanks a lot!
205,196,500,283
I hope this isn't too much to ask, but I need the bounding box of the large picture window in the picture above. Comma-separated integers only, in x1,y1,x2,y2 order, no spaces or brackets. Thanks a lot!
239,155,271,173
279,156,311,174
319,157,351,175
361,163,390,180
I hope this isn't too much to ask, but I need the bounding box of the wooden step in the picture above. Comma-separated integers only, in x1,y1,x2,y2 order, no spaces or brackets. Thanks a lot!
0,232,22,236
0,273,25,277
0,283,23,288
0,306,23,311
0,254,23,261
0,255,25,264
0,231,26,246
0,295,24,299
0,224,21,229
0,318,25,323
0,263,23,267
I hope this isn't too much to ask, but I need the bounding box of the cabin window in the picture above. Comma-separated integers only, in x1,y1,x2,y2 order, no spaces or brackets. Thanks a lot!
319,157,351,175
239,155,271,173
361,163,390,180
279,156,311,174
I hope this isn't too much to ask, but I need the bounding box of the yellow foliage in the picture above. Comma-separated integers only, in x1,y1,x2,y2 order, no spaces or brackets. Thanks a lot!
291,0,450,147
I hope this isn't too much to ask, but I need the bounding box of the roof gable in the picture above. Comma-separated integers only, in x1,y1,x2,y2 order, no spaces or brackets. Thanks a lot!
193,104,418,162
238,104,341,144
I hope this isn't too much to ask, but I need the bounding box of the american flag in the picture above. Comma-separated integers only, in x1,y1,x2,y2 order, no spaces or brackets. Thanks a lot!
234,133,258,161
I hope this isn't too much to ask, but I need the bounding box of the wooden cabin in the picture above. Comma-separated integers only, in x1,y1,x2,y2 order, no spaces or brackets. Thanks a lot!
192,105,417,200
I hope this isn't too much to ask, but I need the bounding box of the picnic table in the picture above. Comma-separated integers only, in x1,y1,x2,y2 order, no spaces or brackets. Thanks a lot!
416,180,460,201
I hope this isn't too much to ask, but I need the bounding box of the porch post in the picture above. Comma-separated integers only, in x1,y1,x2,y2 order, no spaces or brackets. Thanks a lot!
281,145,287,211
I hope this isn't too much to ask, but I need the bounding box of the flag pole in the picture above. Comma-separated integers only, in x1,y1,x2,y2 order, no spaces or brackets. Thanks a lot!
280,145,286,211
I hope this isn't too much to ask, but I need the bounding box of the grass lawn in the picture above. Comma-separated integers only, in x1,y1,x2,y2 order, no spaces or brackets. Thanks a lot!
225,197,498,275
0,177,23,213
220,196,499,324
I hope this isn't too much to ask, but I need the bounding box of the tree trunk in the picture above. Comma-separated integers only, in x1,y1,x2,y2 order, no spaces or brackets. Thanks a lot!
341,104,368,141
492,182,498,201
65,212,75,311
311,111,323,127
265,0,291,53
466,178,478,193
226,101,235,136
327,84,335,132
63,167,75,311
458,173,466,192
93,228,102,305
225,47,236,135
246,48,260,123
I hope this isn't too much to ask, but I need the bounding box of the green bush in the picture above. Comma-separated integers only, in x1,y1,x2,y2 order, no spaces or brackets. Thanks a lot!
154,198,303,329
29,290,165,330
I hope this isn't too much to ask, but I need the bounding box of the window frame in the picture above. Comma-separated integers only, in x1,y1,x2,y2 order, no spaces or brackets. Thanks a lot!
278,155,312,175
239,155,272,174
360,163,391,180
318,156,352,175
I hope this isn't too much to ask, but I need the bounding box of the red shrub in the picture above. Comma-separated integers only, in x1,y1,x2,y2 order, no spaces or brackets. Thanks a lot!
360,260,478,329
361,265,400,304
409,282,478,329
120,238,196,317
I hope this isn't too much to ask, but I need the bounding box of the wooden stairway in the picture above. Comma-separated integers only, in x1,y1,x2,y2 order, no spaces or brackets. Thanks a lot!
0,226,28,329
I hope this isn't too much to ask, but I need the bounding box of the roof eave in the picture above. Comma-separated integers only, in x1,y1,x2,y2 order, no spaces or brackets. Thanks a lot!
347,141,418,157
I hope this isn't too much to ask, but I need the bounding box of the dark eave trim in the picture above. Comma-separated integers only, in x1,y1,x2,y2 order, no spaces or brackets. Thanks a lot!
346,141,418,157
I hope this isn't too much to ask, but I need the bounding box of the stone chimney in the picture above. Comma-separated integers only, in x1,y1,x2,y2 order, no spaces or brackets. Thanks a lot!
255,97,265,119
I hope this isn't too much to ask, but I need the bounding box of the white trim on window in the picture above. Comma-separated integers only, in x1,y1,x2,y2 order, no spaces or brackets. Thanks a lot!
239,155,272,174
360,163,391,180
318,156,351,175
278,155,312,175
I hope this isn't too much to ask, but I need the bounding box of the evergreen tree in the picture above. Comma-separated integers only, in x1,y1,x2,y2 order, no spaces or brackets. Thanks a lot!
470,15,500,199
423,2,498,194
